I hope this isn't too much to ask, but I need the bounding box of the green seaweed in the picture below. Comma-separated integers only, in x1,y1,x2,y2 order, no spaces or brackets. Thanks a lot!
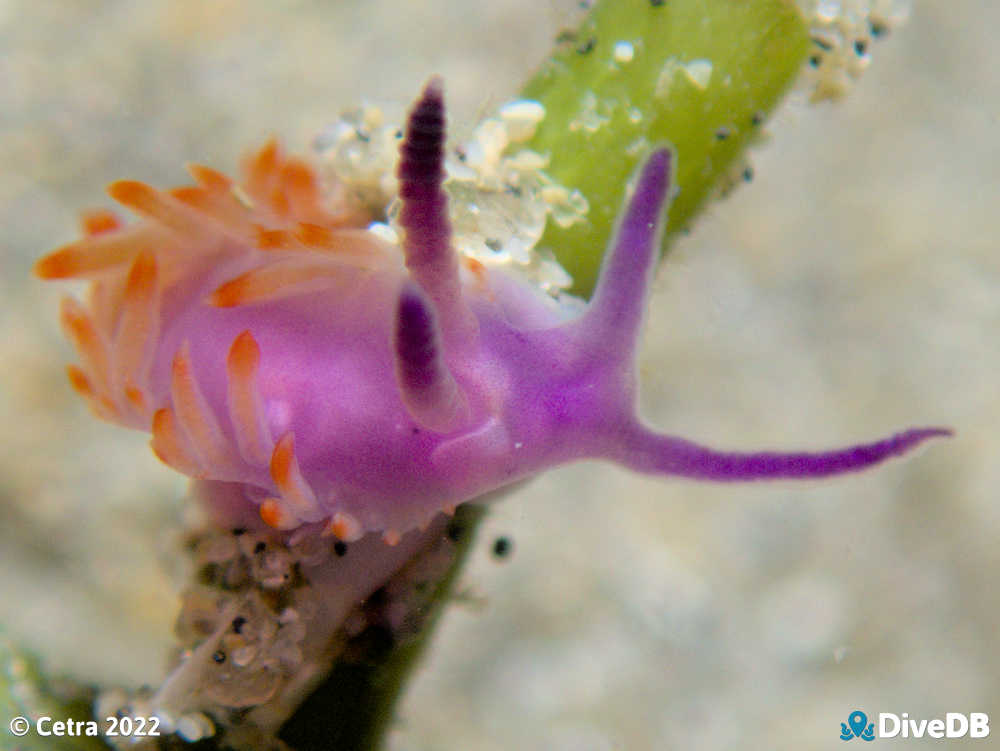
0,633,104,751
522,0,810,295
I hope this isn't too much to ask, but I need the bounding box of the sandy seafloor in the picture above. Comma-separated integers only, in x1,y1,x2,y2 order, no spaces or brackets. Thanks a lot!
1,1,998,749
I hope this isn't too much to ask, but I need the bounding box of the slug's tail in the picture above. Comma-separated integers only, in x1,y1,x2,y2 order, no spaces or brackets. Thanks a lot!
609,424,952,481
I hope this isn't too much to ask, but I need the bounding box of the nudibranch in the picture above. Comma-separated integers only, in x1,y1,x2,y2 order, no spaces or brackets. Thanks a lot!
36,78,948,546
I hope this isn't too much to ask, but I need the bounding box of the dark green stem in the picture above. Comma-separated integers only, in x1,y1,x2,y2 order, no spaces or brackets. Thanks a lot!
278,505,485,751
0,632,105,751
524,0,810,295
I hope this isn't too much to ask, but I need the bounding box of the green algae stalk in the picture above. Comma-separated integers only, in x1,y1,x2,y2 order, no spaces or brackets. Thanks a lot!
522,0,811,295
0,633,104,751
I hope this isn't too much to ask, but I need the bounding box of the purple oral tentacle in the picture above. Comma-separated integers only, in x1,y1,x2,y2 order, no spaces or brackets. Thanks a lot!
531,148,674,441
393,281,469,433
396,76,476,347
578,147,674,359
610,424,953,481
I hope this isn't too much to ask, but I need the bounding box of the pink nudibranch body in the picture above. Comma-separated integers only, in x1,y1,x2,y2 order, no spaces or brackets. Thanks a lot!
37,79,949,544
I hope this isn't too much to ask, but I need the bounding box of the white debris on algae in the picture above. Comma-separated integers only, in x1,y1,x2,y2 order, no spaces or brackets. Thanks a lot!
568,91,612,134
613,41,635,64
315,97,590,299
499,99,546,142
796,0,912,101
655,58,714,97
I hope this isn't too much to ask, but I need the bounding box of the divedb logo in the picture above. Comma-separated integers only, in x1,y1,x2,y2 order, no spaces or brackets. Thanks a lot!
840,710,990,741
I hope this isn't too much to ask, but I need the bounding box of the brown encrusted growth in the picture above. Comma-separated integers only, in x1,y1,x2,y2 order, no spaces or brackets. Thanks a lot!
94,512,457,748
173,527,326,708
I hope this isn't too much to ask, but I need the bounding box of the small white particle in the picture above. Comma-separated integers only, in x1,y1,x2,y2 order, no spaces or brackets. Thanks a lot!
177,713,214,742
613,41,635,64
682,59,713,90
655,58,714,97
568,91,610,133
499,100,546,142
156,711,177,734
367,222,398,244
625,136,649,158
816,0,841,23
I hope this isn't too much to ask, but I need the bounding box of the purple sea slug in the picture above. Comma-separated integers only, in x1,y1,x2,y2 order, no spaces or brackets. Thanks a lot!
36,79,949,547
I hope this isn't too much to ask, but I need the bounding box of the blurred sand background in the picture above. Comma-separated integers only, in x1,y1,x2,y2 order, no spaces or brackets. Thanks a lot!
1,1,997,749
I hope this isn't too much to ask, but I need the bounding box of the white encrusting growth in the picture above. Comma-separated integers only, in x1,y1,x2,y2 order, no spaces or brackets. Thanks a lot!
499,99,546,141
655,57,714,98
568,90,611,133
96,517,454,745
315,98,588,300
682,59,714,90
796,0,911,101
